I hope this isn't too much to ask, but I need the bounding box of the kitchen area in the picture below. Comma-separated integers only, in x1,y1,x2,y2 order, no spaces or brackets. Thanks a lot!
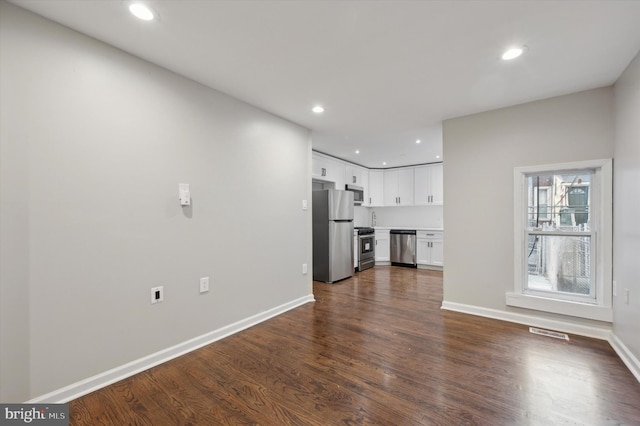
312,150,444,283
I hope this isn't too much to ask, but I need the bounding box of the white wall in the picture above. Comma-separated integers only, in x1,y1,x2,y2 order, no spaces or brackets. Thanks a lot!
442,88,613,325
353,205,443,228
613,52,640,362
0,1,29,400
353,206,371,227
0,2,312,401
369,206,443,228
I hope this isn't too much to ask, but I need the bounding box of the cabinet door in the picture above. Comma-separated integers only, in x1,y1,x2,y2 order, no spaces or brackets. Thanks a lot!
360,171,370,207
413,166,430,206
312,153,346,189
326,159,346,190
429,164,443,205
352,167,366,186
346,166,369,205
312,154,329,179
383,168,414,206
430,239,444,266
397,168,414,206
345,166,358,185
383,170,399,206
368,171,384,206
417,239,430,264
375,231,390,262
414,164,443,205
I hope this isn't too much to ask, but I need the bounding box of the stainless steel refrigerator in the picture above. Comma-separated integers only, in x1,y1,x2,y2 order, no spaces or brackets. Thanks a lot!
312,189,354,283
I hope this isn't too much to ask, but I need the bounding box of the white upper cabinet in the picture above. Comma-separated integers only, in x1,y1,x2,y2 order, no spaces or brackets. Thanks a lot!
360,170,370,206
345,166,366,186
331,160,347,190
312,153,346,190
312,152,443,208
383,171,397,206
414,163,443,205
368,170,384,207
346,165,370,206
383,168,414,206
398,169,414,205
430,164,443,205
311,153,328,179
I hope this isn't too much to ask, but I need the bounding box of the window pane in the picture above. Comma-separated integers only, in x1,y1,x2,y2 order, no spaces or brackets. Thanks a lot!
526,172,592,232
527,235,592,296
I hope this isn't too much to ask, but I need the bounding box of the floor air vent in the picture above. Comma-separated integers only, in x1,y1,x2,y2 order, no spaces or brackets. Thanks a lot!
529,327,570,341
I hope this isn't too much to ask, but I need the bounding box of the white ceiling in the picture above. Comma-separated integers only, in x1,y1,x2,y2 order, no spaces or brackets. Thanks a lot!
9,0,640,168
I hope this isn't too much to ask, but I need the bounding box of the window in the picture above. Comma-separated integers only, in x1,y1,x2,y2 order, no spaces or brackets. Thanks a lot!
508,159,613,322
526,171,593,299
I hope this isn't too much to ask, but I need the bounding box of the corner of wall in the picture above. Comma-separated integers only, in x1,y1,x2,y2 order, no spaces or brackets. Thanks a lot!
612,48,640,374
0,0,30,403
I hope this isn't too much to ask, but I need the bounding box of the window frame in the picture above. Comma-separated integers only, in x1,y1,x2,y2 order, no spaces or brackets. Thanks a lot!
507,159,613,322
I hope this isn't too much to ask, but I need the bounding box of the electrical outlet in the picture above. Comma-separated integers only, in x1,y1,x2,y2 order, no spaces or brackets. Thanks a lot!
200,277,210,293
302,263,308,275
151,286,164,304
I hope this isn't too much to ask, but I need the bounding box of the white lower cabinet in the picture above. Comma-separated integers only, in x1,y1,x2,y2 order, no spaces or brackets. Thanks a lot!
417,239,430,264
374,230,390,262
430,239,443,266
416,231,443,267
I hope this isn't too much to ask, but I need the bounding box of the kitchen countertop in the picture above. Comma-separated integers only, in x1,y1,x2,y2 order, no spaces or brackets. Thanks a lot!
373,226,444,231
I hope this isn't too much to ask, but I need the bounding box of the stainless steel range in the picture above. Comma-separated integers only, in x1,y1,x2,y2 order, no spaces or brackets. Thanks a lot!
355,227,375,271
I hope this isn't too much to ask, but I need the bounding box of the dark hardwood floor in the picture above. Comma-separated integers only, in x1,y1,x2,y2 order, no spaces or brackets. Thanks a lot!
70,267,640,425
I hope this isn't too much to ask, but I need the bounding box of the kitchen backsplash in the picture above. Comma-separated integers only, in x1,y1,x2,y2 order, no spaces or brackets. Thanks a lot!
353,206,372,227
354,205,443,228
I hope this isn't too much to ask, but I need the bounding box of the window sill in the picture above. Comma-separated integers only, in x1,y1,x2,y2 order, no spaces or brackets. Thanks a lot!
506,292,612,322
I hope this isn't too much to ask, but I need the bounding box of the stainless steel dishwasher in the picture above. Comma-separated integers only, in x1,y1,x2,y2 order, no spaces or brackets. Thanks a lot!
390,229,417,267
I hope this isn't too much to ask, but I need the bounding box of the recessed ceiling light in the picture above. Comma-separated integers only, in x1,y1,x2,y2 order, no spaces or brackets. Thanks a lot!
416,139,421,144
355,150,360,154
502,46,525,61
436,155,441,159
382,162,387,166
129,3,154,21
312,105,324,114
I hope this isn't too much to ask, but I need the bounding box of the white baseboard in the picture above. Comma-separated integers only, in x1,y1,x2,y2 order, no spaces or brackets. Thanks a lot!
417,264,443,271
28,294,315,403
609,332,640,383
441,301,612,340
441,301,640,384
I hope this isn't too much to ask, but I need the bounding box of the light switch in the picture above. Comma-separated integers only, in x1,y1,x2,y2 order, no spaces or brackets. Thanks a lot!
302,200,308,210
179,183,190,206
200,277,209,293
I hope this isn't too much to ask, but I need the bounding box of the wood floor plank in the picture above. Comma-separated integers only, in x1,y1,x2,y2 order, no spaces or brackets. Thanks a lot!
69,267,640,425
